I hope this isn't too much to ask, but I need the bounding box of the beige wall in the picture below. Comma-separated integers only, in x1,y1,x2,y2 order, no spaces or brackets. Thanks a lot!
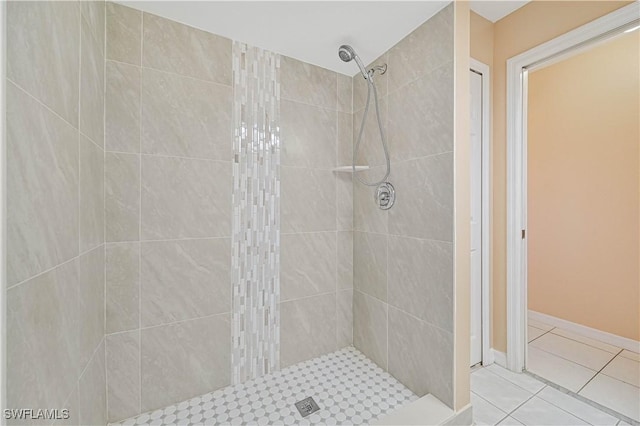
490,0,631,352
454,1,471,411
470,11,494,67
527,32,639,340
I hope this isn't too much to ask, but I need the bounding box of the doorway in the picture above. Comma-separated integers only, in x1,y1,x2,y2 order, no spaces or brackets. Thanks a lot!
470,60,491,367
505,2,639,422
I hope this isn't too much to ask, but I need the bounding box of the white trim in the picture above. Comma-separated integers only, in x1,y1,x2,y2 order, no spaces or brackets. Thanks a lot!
470,58,492,368
491,349,507,368
528,310,640,353
506,2,639,373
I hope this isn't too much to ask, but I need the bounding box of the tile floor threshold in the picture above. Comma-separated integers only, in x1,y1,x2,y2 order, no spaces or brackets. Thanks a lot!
525,370,638,425
110,346,418,426
526,321,640,422
471,364,635,426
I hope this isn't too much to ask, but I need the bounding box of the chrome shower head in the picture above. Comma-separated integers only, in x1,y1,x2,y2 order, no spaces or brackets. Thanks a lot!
338,45,356,62
338,44,369,80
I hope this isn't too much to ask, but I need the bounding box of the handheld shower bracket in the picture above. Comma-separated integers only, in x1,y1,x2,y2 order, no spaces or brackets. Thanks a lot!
368,64,387,78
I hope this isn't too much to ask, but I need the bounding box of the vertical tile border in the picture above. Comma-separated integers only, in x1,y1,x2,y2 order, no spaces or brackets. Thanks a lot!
231,42,281,384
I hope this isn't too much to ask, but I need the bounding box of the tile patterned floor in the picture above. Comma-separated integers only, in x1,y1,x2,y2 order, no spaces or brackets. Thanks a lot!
110,347,417,426
472,364,634,426
525,320,640,423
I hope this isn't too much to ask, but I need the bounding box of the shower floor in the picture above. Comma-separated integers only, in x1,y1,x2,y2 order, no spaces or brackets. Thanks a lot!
111,346,417,426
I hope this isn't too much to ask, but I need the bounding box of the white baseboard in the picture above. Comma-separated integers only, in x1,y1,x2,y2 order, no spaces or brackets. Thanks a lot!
528,310,640,353
491,349,507,368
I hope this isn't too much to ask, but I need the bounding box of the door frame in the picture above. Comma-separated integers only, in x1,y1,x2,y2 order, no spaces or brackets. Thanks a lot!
470,58,492,366
505,2,639,372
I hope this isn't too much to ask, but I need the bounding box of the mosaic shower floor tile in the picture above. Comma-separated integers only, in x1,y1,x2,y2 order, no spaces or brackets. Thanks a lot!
111,346,417,426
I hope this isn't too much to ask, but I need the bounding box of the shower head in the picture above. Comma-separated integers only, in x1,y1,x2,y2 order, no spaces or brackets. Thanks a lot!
338,44,369,80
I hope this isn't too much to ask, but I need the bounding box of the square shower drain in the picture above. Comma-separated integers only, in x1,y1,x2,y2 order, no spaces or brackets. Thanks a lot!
294,396,320,417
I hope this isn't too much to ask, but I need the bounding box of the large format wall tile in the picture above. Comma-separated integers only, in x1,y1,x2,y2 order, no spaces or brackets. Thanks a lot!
337,112,353,166
281,167,336,233
142,13,231,85
7,1,80,126
80,135,105,253
388,63,453,162
280,293,337,368
79,246,105,372
353,231,387,301
337,231,353,290
141,157,231,240
387,4,453,93
389,153,453,241
7,261,79,412
105,153,140,242
281,232,336,302
354,172,389,234
336,174,354,231
353,290,387,370
280,56,337,110
141,68,232,160
388,235,453,332
80,18,105,147
106,2,141,65
81,1,105,53
56,384,79,426
141,314,231,412
107,331,140,422
337,289,353,348
388,307,453,405
78,340,107,426
281,99,336,168
106,61,141,153
106,243,140,334
337,73,353,113
141,238,231,327
7,82,79,286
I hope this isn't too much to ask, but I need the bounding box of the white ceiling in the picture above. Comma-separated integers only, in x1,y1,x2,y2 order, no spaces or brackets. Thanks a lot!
470,1,530,22
119,1,530,76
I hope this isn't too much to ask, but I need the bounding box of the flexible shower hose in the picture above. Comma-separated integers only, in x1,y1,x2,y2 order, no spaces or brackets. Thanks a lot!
353,76,391,187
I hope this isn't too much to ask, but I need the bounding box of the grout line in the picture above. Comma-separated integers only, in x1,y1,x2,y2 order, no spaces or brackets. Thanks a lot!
6,77,79,131
105,149,233,164
281,230,339,237
353,288,452,338
352,229,454,245
106,56,232,90
528,341,608,375
500,383,547,422
548,327,624,354
280,289,337,306
470,391,510,423
527,326,555,344
138,8,143,416
525,369,635,425
577,349,624,394
6,242,104,291
480,364,545,395
281,95,341,114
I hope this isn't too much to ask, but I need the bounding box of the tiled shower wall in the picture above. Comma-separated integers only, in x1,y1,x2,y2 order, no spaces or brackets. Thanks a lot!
103,3,354,422
6,1,107,424
352,4,456,408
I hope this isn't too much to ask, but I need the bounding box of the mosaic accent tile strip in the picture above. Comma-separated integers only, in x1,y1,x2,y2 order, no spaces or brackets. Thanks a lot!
110,347,418,426
231,41,281,384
